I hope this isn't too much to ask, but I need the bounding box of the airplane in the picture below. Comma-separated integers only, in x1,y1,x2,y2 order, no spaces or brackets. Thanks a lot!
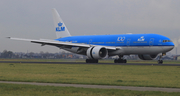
8,8,174,64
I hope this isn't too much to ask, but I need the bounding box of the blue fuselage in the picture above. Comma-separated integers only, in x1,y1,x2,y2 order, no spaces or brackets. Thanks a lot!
56,34,174,47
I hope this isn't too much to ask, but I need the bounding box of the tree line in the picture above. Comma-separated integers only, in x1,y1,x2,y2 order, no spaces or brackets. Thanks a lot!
0,50,83,59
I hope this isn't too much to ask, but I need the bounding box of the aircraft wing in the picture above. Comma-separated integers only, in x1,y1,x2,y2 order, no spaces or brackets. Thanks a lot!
7,37,118,50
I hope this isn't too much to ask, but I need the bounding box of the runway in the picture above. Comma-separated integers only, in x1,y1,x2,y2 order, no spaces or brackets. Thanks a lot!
0,81,180,92
0,61,180,66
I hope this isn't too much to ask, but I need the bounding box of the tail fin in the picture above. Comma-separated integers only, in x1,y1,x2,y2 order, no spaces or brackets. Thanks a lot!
52,8,71,38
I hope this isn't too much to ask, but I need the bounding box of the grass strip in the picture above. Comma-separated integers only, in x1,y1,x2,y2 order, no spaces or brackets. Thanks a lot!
0,63,180,88
0,83,179,96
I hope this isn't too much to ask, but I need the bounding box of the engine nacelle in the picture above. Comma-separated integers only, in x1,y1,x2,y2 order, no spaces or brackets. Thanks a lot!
138,54,157,60
86,46,108,59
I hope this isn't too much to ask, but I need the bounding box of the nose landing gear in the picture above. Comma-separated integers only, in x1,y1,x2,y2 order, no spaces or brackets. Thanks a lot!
158,60,163,64
158,53,166,64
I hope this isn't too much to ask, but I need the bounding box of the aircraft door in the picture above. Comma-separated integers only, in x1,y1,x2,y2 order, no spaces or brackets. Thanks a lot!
158,39,162,45
89,39,92,44
127,39,131,46
149,38,154,46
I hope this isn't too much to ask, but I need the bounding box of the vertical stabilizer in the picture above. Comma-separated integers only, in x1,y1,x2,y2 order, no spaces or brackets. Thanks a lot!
52,8,71,38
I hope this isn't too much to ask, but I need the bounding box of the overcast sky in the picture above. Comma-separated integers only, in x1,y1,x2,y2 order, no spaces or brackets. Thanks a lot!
1,0,180,54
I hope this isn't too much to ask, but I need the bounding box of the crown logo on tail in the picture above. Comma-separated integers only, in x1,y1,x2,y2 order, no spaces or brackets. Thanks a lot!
58,22,63,26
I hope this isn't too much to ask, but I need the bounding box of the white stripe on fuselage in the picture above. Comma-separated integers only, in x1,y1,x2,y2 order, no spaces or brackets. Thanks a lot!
120,46,174,55
60,46,174,56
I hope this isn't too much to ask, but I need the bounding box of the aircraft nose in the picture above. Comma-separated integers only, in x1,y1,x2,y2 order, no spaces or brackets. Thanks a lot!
171,42,175,49
164,41,175,52
169,42,175,51
171,45,174,50
169,39,175,47
172,41,175,46
164,46,174,52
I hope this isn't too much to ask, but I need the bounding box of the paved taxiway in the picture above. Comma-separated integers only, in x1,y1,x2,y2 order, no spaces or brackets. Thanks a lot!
0,81,180,92
0,61,180,66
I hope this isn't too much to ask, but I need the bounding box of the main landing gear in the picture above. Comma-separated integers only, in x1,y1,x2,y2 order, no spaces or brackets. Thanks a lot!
86,59,98,63
114,55,127,63
114,59,127,63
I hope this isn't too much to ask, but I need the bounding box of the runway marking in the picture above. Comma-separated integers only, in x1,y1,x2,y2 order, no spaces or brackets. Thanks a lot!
0,81,180,92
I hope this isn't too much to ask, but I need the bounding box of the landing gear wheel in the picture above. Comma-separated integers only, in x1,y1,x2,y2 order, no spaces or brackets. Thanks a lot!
158,60,163,64
114,55,127,63
114,59,127,63
157,54,163,64
114,59,117,63
123,59,127,63
86,59,98,63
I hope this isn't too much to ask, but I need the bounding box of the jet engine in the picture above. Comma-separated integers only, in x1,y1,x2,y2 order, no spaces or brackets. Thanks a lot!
86,46,108,59
138,54,157,60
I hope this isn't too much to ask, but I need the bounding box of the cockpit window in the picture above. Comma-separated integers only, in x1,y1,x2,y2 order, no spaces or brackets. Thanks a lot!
163,40,172,43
